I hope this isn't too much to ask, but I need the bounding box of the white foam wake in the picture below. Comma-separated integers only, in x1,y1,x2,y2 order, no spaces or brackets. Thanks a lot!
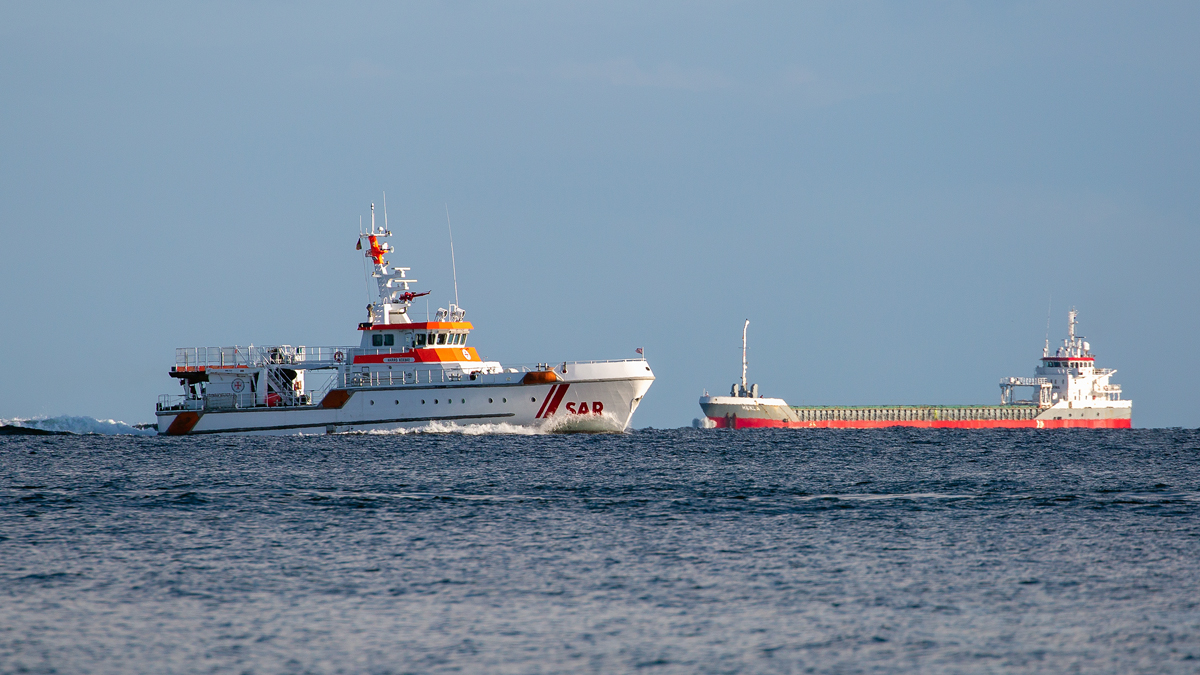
357,412,628,436
0,416,158,435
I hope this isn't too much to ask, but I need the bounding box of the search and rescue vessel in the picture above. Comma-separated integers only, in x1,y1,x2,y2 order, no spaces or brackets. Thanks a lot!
698,312,1131,429
155,205,654,435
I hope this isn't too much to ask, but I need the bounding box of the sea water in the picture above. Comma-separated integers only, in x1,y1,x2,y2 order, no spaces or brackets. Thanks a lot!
2,427,1199,673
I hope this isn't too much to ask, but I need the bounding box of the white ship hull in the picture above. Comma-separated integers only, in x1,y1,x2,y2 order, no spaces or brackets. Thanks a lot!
158,360,653,435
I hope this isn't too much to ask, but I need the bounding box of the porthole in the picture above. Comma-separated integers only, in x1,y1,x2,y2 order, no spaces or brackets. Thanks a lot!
461,399,465,404
394,400,399,405
502,398,507,403
370,400,374,405
434,399,439,404
531,397,536,402
421,399,426,404
488,398,493,403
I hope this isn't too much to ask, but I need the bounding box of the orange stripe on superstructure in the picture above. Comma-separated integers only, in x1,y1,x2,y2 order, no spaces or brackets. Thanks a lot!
352,348,480,364
359,321,474,331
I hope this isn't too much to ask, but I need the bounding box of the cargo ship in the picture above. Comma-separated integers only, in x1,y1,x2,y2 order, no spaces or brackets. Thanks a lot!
698,312,1131,429
155,203,654,435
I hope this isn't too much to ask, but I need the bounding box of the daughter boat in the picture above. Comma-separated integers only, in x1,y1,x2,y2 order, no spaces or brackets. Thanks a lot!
155,205,654,435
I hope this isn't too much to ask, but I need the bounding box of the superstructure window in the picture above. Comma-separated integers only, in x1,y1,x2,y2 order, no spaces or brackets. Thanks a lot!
416,334,426,347
372,334,383,347
384,334,394,346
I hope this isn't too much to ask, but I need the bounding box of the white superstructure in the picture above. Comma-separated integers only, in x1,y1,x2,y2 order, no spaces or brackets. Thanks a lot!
999,309,1129,414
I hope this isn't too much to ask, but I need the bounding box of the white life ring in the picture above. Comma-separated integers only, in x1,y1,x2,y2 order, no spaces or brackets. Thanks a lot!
334,350,345,363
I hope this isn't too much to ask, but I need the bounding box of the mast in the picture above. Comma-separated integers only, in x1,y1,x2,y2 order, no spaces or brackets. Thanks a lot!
446,204,459,310
358,201,422,325
741,319,749,393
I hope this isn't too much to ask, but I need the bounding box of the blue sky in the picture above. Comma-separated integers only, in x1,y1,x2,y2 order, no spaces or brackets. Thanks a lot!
2,2,1197,428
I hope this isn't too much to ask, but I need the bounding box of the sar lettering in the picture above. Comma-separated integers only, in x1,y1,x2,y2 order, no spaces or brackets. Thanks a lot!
564,401,604,415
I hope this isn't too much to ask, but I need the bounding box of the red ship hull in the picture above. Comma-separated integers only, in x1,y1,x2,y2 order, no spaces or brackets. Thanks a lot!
707,417,1132,430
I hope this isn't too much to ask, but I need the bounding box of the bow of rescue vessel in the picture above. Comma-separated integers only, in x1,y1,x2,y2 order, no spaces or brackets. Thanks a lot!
155,203,653,435
698,311,1131,429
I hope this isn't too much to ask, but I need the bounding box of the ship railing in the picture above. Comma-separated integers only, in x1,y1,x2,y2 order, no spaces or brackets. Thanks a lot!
330,365,514,390
173,345,357,370
790,405,1042,423
157,394,204,412
999,377,1050,386
999,377,1052,406
263,345,356,368
562,357,647,365
503,359,647,373
156,393,258,411
157,390,325,412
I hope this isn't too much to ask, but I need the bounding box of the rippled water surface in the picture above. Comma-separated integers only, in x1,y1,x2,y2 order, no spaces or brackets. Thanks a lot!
3,428,1199,673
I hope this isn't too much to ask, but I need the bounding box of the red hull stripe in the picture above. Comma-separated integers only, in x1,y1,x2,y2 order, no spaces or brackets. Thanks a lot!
535,385,557,419
708,417,1131,430
165,411,203,435
543,383,570,417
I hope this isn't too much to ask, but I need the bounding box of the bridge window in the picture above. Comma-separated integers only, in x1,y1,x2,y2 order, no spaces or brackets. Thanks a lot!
437,333,446,345
415,333,426,347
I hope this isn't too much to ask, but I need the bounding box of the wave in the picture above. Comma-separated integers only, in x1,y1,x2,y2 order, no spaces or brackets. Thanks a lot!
0,416,158,436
